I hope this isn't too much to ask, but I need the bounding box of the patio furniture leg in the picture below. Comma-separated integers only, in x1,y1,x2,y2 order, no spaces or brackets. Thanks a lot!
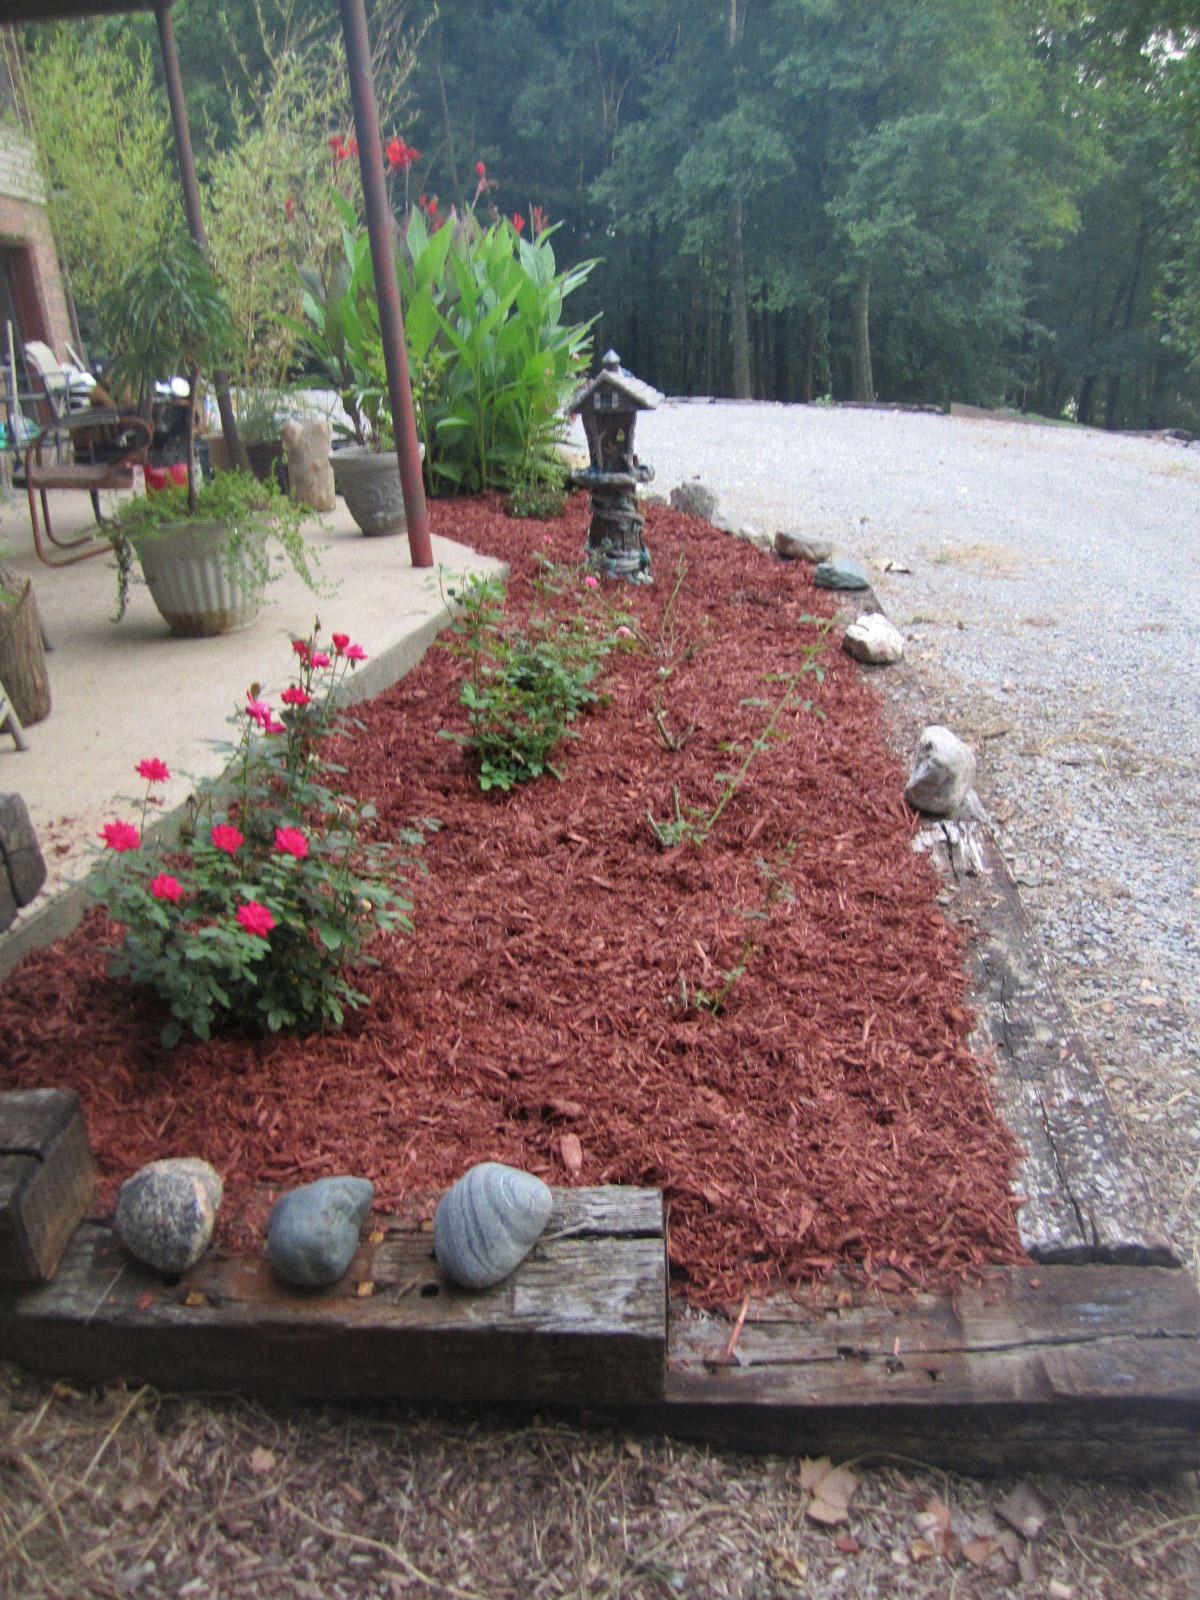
0,682,30,752
26,476,109,568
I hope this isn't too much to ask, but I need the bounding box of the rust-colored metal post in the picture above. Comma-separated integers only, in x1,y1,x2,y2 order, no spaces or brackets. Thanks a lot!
154,0,247,472
338,0,433,567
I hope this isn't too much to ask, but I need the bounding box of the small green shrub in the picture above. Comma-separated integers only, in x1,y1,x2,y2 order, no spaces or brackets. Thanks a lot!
439,572,614,790
506,477,568,520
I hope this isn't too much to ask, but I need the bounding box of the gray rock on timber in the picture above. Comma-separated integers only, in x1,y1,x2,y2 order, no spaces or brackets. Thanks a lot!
434,1162,553,1290
115,1157,223,1276
905,725,977,817
843,612,905,665
813,558,870,591
774,531,834,563
669,481,718,520
266,1176,375,1288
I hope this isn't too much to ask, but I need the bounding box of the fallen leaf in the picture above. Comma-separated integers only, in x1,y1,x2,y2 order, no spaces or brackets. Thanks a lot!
995,1479,1050,1542
622,1439,643,1461
135,1291,155,1312
118,1462,170,1517
1047,1582,1076,1599
766,1545,808,1584
368,1230,385,1245
356,1280,375,1298
962,1536,999,1568
835,1534,860,1555
559,1132,583,1175
248,1447,276,1476
799,1456,830,1492
183,1290,205,1309
909,1539,935,1563
804,1461,859,1526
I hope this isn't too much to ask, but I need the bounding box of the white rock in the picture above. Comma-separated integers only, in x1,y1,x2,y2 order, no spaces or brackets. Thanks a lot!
905,726,977,817
281,417,335,513
843,612,904,665
737,523,775,553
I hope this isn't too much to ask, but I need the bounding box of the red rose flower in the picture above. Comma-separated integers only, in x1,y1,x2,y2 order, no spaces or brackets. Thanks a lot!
136,757,170,784
150,873,185,904
280,686,312,708
273,826,309,860
344,643,367,663
211,823,244,855
331,632,351,653
236,901,275,939
100,820,140,853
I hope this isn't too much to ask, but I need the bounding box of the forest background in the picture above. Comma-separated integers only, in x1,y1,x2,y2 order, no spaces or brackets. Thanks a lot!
9,0,1200,432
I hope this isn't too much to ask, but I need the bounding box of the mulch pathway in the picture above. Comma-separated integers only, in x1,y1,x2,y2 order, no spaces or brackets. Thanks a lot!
0,495,1025,1307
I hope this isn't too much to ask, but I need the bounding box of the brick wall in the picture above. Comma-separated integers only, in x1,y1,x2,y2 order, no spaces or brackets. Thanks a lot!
0,125,73,358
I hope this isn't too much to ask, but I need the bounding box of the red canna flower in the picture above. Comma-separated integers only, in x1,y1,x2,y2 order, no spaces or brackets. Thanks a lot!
511,212,525,234
475,160,486,178
348,136,359,157
530,203,548,236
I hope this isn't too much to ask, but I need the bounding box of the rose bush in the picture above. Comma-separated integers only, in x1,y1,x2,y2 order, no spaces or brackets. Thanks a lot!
89,627,428,1046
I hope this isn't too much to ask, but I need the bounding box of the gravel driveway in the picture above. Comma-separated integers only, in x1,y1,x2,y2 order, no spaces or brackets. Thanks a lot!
636,401,1200,1273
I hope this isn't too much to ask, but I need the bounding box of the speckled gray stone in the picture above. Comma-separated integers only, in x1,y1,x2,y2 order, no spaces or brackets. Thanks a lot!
266,1176,374,1288
813,558,870,590
905,725,977,817
115,1158,223,1276
669,481,718,520
434,1162,552,1290
843,612,904,665
775,530,833,563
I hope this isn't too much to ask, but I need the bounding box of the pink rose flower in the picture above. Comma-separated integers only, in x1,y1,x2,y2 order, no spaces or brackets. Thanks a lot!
616,625,633,639
265,717,287,735
584,575,599,589
273,826,309,860
150,873,185,904
281,686,312,708
245,696,273,728
235,901,275,939
136,757,170,784
331,632,351,653
100,820,140,853
344,643,367,663
309,650,332,669
211,823,244,855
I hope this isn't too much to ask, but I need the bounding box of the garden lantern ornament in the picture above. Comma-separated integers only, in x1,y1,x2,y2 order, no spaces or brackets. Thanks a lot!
569,351,662,582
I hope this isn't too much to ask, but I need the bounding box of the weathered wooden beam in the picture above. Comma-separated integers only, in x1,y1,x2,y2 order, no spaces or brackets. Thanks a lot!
0,1089,94,1282
0,1188,667,1405
639,1266,1200,1475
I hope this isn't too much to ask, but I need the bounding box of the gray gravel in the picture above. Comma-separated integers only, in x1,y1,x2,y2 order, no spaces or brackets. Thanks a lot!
628,401,1200,1270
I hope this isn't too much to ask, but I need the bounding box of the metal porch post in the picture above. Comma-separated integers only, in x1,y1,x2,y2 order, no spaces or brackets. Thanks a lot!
338,0,433,568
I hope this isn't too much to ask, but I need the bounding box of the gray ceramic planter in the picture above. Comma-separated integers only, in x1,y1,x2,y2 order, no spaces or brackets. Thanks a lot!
331,446,408,537
136,520,265,638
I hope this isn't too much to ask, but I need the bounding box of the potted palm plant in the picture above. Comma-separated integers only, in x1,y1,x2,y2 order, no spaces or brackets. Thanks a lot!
100,236,322,636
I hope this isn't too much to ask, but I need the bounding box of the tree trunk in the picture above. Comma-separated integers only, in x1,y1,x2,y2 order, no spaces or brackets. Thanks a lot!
728,195,752,398
802,303,820,402
849,275,874,403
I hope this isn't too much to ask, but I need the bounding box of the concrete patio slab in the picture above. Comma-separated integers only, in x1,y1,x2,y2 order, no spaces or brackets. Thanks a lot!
0,487,502,974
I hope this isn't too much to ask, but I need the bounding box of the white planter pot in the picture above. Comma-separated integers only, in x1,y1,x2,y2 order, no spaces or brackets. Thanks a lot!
136,519,265,638
331,445,421,537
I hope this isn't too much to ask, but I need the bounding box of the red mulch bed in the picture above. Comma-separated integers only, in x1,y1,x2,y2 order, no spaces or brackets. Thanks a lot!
0,496,1025,1307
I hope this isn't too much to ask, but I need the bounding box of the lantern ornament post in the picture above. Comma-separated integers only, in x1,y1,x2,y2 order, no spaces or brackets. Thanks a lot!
569,351,663,583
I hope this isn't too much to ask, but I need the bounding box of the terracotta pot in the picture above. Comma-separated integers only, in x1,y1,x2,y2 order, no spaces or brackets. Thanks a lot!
135,519,265,638
331,446,408,537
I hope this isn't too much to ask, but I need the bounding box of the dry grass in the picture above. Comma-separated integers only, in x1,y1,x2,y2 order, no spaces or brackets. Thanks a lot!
928,543,1023,578
1,1370,1198,1600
